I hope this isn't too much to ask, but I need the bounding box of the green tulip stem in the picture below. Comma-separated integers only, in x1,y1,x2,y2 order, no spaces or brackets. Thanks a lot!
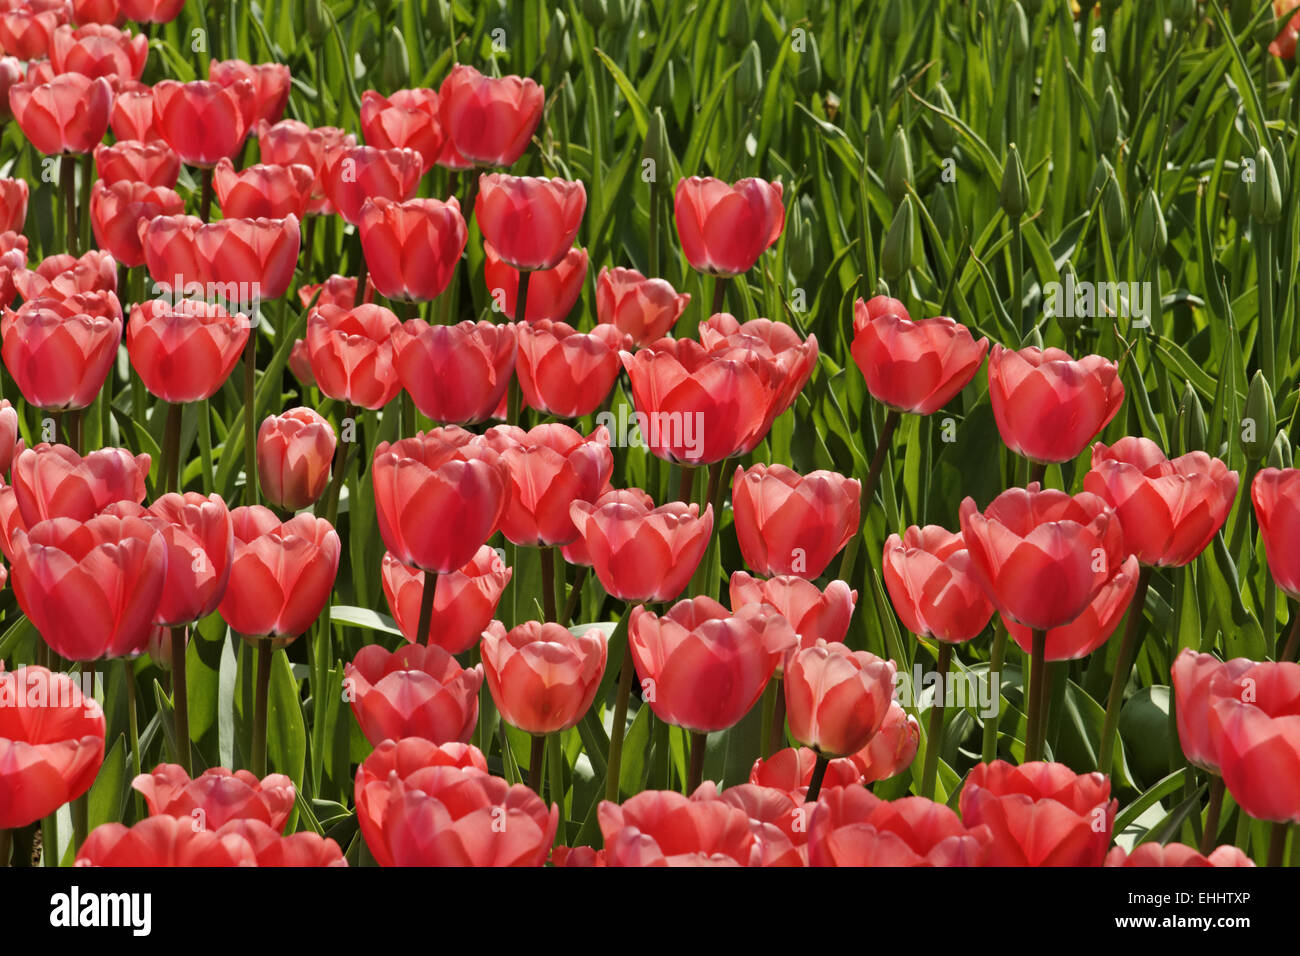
171,626,191,775
1024,629,1048,762
415,566,438,646
1099,566,1153,776
603,610,636,803
251,638,273,778
804,753,831,803
1200,775,1225,854
982,623,1009,762
920,641,953,799
839,407,902,592
528,734,546,795
687,731,707,794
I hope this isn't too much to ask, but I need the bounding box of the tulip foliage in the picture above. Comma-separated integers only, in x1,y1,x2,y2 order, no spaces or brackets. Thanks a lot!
0,0,1298,873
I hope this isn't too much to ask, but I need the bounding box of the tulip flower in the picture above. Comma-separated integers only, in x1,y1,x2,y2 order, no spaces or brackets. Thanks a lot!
1252,468,1300,616
298,273,371,310
688,782,806,867
0,665,105,829
0,232,24,308
8,72,112,154
109,81,157,141
212,157,315,220
90,179,185,268
209,59,290,126
2,298,122,411
0,399,18,477
0,177,27,233
49,23,147,80
321,144,423,225
595,266,690,345
598,789,759,866
475,173,586,271
256,407,336,512
959,760,1117,866
371,427,507,575
358,196,467,303
7,444,149,533
132,764,294,831
9,513,167,660
848,702,921,783
515,320,629,418
304,302,401,409
74,816,256,866
807,789,992,867
1002,554,1140,660
127,298,250,404
729,572,857,648
345,643,483,747
211,820,347,866
258,119,355,216
0,56,18,121
197,214,301,301
0,8,62,60
732,464,861,578
674,176,785,276
95,139,179,187
71,0,121,26
119,0,185,24
987,344,1125,464
138,214,205,290
483,243,588,322
697,314,818,419
882,526,994,644
483,423,613,548
360,88,443,172
1173,648,1256,774
481,620,607,737
381,546,511,653
1106,843,1256,867
438,64,543,167
151,78,257,167
14,249,117,303
850,297,988,414
561,487,651,567
569,498,713,604
551,846,607,867
354,738,490,867
375,765,557,866
391,319,516,425
748,747,864,801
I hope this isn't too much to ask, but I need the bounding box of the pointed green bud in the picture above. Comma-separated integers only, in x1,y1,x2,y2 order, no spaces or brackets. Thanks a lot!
788,196,817,279
380,27,410,91
882,0,903,42
866,108,887,167
736,41,763,104
1000,143,1030,220
1020,325,1043,350
303,0,329,43
929,186,953,238
643,107,669,189
1098,86,1121,153
1230,171,1251,223
797,32,822,95
583,0,608,26
1179,380,1207,454
1243,371,1276,461
1135,189,1167,258
1005,2,1029,63
1101,171,1127,242
928,84,957,153
1268,429,1293,470
546,9,572,71
883,127,913,205
881,196,915,282
1251,146,1282,225
726,0,751,48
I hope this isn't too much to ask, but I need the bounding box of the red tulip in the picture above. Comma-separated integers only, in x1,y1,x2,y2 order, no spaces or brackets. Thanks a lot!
75,816,255,866
0,55,18,122
25,60,56,89
321,143,422,225
482,423,613,547
0,8,62,61
212,157,314,220
391,319,516,425
345,643,482,747
748,747,863,801
850,297,988,414
847,702,921,783
731,464,861,579
119,0,185,23
9,72,112,154
127,297,250,403
987,344,1125,464
258,119,355,216
1105,843,1255,867
1003,554,1140,661
209,58,289,126
515,320,628,418
438,64,543,167
304,302,401,409
1172,649,1255,773
371,427,507,574
1085,438,1238,567
90,179,184,268
140,491,233,626
476,173,585,271
882,525,994,643
132,764,294,831
2,296,122,410
298,273,371,310
217,507,340,645
381,545,511,653
690,781,806,867
0,665,105,829
730,571,857,649
13,250,117,304
151,78,256,167
0,176,27,233
620,339,786,465
628,597,797,733
108,80,156,141
8,443,149,529
95,138,178,186
674,176,784,276
256,407,336,512
360,88,443,172
595,266,690,346
481,621,607,734
958,484,1126,632
1208,660,1300,822
0,398,18,477
808,789,991,867
377,765,557,866
71,0,123,26
354,738,490,867
698,313,818,418
1251,468,1300,599
0,231,25,308
560,486,650,567
483,242,587,322
959,760,1116,866
10,513,166,660
197,214,301,301
784,641,897,758
358,196,467,303
50,23,146,80
138,213,204,289
213,819,347,867
551,845,607,867
569,497,712,604
598,789,759,866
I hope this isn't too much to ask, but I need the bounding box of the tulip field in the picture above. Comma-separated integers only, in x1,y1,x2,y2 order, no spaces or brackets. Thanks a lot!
1,0,1300,884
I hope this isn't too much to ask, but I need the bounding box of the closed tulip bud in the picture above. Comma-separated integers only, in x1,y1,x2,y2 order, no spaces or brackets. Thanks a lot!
642,107,670,186
732,464,860,579
1088,155,1114,203
345,644,482,746
788,195,816,278
605,0,631,28
1004,2,1029,62
128,299,250,404
582,0,607,26
786,640,897,758
1098,86,1121,152
1268,431,1292,470
1244,371,1276,461
866,107,886,167
380,26,409,91
1135,188,1167,257
736,41,762,104
1179,379,1207,453
796,32,822,95
1054,261,1084,335
725,0,750,47
882,0,903,41
881,196,914,281
1168,0,1196,26
302,0,328,43
439,64,544,168
1253,146,1283,224
882,127,912,205
481,621,607,735
1000,143,1030,219
570,498,712,603
928,84,957,153
1101,170,1127,241
257,408,336,512
546,9,571,70
928,185,953,237
674,176,784,276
